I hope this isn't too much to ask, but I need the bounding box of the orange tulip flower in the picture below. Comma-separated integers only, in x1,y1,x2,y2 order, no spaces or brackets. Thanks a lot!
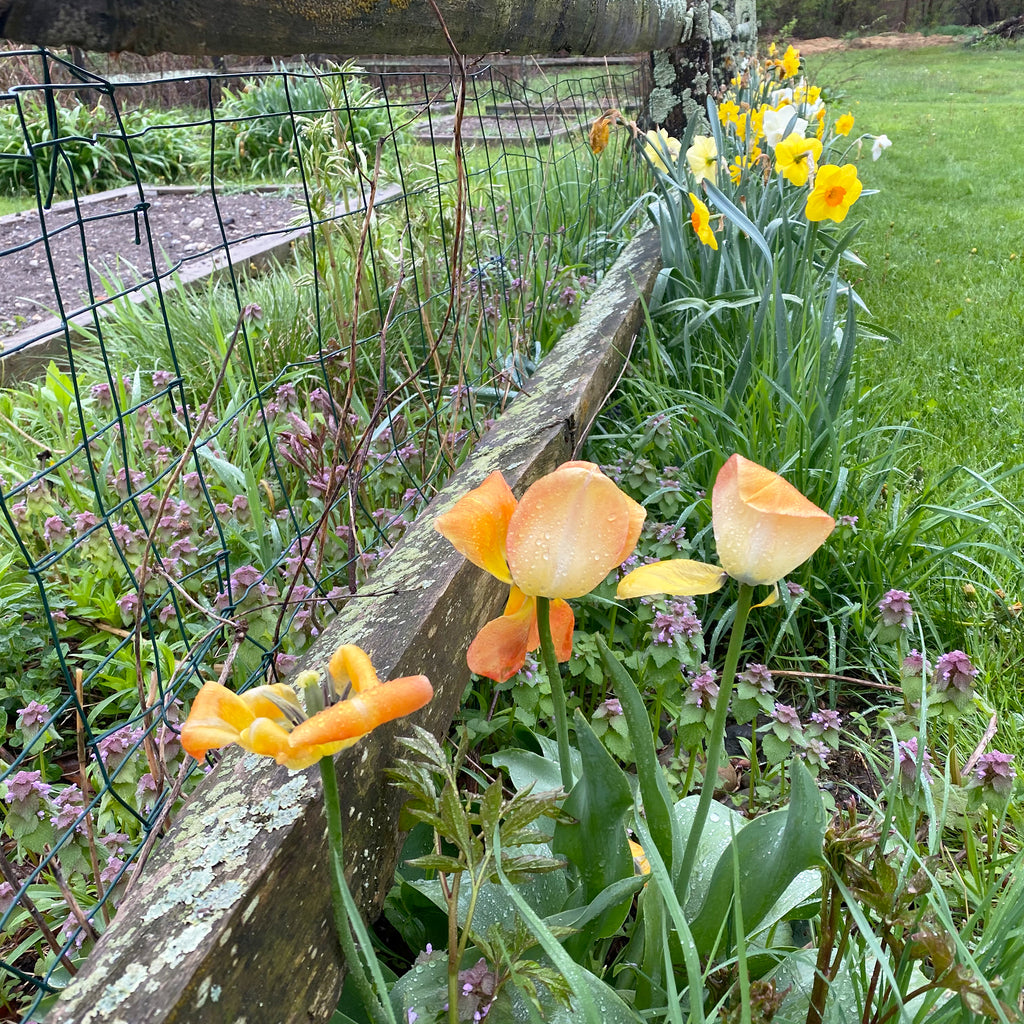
435,461,646,681
617,454,834,599
180,645,433,771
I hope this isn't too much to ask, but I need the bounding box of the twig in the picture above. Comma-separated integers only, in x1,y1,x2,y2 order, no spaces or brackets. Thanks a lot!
962,713,999,778
768,668,901,693
74,669,110,925
0,845,77,976
123,757,191,897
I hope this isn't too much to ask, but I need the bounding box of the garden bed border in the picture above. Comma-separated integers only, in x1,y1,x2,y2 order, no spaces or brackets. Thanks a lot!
44,225,662,1024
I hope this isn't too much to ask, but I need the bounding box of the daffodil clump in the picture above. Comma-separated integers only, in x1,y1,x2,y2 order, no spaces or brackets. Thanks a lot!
591,43,890,247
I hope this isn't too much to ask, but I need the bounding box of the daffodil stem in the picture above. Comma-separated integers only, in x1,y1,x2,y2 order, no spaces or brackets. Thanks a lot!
676,583,754,897
319,756,393,1024
536,596,574,792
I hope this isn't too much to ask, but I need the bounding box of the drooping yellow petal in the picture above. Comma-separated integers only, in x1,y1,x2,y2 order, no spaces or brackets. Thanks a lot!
506,461,646,600
712,455,834,587
287,675,434,758
434,470,517,584
616,559,728,599
328,644,381,694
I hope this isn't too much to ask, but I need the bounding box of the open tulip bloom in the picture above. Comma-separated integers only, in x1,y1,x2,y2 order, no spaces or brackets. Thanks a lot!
437,461,645,791
615,454,834,895
617,454,834,602
435,461,646,683
180,646,432,1024
181,645,433,771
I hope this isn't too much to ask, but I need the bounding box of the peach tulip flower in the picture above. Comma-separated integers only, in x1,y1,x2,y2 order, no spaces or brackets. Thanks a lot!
180,645,433,770
617,454,834,599
435,461,646,682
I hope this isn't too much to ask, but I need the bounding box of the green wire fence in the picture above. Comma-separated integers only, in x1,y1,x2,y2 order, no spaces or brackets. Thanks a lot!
0,48,647,1020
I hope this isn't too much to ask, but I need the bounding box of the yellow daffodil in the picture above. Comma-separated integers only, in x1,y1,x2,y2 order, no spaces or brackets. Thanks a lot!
718,100,741,127
774,132,823,186
781,44,801,78
617,454,834,599
180,647,433,770
805,163,863,223
642,128,681,172
689,192,719,250
686,135,719,184
436,462,645,681
835,112,855,136
728,146,763,186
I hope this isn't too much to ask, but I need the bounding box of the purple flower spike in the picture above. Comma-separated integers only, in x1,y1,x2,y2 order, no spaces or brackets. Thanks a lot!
878,589,914,630
933,650,979,695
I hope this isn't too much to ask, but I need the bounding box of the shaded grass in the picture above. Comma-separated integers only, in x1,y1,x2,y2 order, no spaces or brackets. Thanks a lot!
806,44,1024,485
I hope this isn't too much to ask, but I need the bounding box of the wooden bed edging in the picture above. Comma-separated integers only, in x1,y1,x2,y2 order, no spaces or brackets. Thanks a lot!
45,225,662,1024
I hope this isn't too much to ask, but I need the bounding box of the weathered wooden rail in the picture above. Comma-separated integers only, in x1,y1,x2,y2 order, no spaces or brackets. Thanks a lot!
45,226,662,1024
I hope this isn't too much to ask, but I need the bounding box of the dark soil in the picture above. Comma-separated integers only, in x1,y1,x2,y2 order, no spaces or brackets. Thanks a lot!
0,189,301,338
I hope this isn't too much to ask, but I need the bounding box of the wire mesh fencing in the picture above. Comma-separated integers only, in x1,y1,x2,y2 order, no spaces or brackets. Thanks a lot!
0,48,648,1019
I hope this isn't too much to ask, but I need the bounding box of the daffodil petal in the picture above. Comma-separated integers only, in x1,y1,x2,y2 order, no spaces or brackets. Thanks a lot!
616,559,728,599
507,461,646,599
328,644,381,694
434,470,516,584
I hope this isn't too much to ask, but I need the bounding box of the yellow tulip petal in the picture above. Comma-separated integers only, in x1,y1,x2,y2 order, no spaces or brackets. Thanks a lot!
239,683,304,723
752,584,780,609
434,470,517,584
328,644,381,694
180,681,256,760
241,717,297,761
507,461,646,600
712,455,834,587
616,559,728,599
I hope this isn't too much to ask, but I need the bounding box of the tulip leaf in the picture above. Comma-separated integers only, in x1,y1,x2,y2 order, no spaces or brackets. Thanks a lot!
552,709,634,938
686,758,827,958
596,635,679,876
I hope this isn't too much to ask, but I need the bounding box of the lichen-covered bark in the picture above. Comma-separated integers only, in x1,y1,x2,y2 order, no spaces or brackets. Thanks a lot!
0,0,687,56
45,227,662,1024
649,0,714,137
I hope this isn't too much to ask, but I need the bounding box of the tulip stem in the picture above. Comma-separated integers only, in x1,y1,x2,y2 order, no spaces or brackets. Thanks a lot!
676,583,754,897
536,596,574,793
319,756,394,1024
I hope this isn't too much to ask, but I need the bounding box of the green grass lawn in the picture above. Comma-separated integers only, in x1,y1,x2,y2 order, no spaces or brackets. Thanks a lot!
807,43,1024,488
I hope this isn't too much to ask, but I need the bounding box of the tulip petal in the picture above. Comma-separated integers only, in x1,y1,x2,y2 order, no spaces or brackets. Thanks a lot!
507,461,646,599
288,675,434,754
180,682,255,760
434,470,516,584
328,644,381,694
712,455,835,586
468,599,535,683
616,559,728,599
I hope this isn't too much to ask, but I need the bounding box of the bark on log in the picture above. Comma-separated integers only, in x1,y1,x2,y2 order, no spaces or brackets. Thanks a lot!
44,226,662,1024
0,0,687,57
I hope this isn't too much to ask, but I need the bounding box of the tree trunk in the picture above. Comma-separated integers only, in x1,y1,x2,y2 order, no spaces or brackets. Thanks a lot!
648,0,713,136
0,0,687,56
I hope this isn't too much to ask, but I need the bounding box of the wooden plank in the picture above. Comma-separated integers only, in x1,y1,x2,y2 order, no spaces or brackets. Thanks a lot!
44,226,661,1024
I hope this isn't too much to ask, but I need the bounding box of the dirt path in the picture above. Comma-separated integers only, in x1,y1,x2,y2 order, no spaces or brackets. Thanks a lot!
797,32,960,54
